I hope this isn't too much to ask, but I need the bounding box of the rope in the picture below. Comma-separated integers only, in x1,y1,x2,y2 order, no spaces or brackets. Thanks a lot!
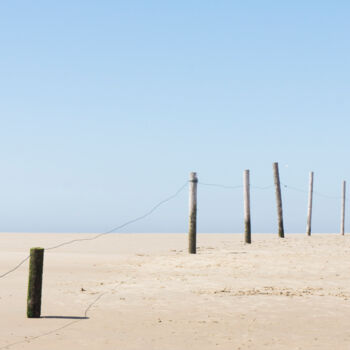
0,256,30,279
198,182,243,190
0,181,188,280
46,181,188,251
281,182,344,200
199,182,274,191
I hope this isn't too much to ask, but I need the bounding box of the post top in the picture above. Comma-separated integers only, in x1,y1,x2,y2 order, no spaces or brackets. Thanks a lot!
189,172,198,182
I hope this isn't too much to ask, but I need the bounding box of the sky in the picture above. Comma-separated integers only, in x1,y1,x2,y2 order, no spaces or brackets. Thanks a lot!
0,1,349,234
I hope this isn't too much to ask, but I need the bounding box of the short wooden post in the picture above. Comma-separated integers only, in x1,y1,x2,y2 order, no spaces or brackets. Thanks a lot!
273,162,284,238
188,172,198,254
243,170,251,244
306,171,314,236
27,247,44,318
341,180,346,235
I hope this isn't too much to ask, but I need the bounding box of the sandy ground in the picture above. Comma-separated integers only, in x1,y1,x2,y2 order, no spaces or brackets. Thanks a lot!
1,233,350,350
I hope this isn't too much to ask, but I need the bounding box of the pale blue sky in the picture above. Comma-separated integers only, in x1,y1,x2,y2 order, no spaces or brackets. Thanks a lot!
0,1,349,233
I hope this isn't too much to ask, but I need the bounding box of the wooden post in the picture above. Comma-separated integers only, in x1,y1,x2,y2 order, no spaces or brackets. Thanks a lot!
188,172,198,254
273,162,284,238
243,170,251,244
306,171,314,236
341,180,346,235
27,247,44,318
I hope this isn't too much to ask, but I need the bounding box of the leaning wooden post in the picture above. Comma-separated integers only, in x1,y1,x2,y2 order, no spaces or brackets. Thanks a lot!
188,172,198,254
306,171,314,236
273,162,284,238
341,180,346,235
27,247,44,318
243,170,251,244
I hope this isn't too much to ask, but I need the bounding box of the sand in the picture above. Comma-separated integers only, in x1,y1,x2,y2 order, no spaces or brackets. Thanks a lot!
1,233,350,350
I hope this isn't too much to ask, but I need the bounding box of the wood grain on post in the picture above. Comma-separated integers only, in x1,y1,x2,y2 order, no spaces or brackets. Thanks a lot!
273,162,284,238
188,172,198,254
341,180,346,235
306,171,314,236
243,170,251,244
27,247,44,318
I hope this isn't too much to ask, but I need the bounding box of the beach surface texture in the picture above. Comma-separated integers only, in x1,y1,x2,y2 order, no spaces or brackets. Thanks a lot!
1,233,350,349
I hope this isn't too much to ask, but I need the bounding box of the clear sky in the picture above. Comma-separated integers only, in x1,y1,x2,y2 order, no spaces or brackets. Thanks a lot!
0,1,349,233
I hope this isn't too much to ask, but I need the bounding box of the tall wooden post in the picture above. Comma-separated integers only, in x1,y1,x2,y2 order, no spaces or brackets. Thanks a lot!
341,180,346,235
306,171,314,236
27,247,44,318
188,172,198,254
243,170,251,244
273,162,284,238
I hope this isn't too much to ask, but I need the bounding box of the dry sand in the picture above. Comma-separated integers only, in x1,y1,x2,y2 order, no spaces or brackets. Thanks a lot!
1,233,350,350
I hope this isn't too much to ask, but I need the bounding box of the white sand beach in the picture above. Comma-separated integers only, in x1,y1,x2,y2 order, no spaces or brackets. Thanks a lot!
1,233,350,349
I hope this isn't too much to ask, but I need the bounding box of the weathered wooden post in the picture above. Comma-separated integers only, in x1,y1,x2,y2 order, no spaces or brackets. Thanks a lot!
306,171,314,236
243,169,251,244
273,162,284,238
341,180,346,235
27,247,44,318
188,172,198,254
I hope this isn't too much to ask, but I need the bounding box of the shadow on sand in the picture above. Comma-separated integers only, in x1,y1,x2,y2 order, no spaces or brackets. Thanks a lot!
41,316,89,320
